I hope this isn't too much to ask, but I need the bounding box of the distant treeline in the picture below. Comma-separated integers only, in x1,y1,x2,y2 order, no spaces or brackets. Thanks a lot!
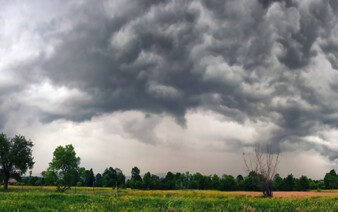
19,167,338,191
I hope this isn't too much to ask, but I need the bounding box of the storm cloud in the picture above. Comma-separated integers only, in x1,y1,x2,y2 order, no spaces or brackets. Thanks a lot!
2,0,338,175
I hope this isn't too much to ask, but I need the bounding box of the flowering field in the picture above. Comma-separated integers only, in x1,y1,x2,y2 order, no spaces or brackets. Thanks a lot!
0,187,338,211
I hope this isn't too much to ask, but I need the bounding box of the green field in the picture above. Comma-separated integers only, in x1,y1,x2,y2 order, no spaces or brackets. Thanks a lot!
0,186,338,211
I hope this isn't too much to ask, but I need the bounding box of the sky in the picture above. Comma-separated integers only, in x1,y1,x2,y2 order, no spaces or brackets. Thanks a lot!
1,0,338,179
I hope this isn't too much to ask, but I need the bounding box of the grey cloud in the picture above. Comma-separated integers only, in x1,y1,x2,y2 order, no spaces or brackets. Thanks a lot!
122,114,161,145
257,0,294,9
3,0,338,159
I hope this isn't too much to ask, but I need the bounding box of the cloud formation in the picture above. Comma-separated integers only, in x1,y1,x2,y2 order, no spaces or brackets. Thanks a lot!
1,0,338,170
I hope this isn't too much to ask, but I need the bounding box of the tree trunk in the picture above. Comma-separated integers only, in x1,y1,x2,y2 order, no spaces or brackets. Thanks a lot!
262,179,273,197
57,185,70,192
3,175,9,190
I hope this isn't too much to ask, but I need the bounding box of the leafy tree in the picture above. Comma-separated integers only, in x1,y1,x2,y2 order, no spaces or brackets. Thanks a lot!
191,172,204,189
211,174,220,190
46,144,80,192
76,181,83,187
220,175,236,191
152,174,161,189
95,173,103,187
115,168,126,188
85,168,95,187
236,175,245,190
42,170,57,185
312,180,325,190
175,172,185,188
163,172,176,189
324,169,338,189
182,172,192,189
330,169,337,176
297,175,310,191
0,133,34,190
143,172,152,189
128,166,142,189
29,176,39,186
142,172,160,190
102,167,117,187
236,175,244,182
35,178,42,186
131,167,142,181
283,174,296,191
244,171,262,191
273,173,283,191
77,168,95,187
77,167,86,186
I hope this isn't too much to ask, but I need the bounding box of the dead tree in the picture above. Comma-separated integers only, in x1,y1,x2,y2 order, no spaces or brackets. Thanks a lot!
243,145,280,197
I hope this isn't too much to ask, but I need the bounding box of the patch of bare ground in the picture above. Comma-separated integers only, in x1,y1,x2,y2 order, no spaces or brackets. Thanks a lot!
273,191,338,198
227,191,338,198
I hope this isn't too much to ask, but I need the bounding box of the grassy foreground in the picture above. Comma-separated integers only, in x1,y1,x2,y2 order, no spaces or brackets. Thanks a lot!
0,187,338,211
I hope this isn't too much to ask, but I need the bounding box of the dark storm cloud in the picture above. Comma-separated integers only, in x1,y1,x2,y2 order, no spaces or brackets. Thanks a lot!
35,0,202,124
4,0,338,158
257,0,294,9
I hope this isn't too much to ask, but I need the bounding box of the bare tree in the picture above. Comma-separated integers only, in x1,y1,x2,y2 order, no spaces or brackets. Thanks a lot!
243,145,280,197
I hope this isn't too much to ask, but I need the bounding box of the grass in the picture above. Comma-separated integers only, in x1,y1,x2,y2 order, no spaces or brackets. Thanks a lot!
0,186,338,211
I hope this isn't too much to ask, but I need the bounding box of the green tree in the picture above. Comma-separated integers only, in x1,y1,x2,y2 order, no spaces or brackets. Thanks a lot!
115,168,126,188
191,172,204,189
163,172,176,189
236,175,244,182
283,174,296,191
85,168,95,187
236,175,245,190
95,173,103,187
211,174,220,190
143,172,152,189
29,176,39,186
273,173,283,191
0,133,34,190
244,171,262,191
174,173,186,189
77,167,86,186
128,166,142,189
42,170,57,185
312,180,325,190
142,172,160,190
131,167,142,181
102,167,116,187
330,169,337,176
35,178,42,186
46,144,80,192
324,169,338,189
297,175,310,191
77,168,95,187
219,175,236,191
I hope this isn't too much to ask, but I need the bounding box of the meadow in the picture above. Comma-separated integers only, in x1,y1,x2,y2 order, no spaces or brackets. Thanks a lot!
0,186,338,211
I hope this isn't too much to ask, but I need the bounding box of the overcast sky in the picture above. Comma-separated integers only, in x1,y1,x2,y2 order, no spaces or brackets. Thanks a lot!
1,0,338,179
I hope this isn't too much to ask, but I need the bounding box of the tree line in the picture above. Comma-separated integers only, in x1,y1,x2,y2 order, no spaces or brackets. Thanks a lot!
0,133,336,193
22,166,333,192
